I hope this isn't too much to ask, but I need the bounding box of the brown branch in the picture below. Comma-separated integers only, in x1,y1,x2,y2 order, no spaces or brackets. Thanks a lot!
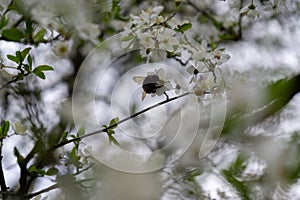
51,92,192,150
25,183,59,199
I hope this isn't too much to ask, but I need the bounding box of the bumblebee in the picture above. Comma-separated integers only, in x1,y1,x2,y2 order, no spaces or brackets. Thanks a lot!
133,74,165,101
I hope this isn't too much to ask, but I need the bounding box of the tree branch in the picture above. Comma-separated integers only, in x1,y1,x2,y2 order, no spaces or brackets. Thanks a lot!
51,92,192,150
25,183,59,199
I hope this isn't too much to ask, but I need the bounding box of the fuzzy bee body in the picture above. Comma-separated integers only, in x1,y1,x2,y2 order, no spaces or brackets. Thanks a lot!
133,75,165,100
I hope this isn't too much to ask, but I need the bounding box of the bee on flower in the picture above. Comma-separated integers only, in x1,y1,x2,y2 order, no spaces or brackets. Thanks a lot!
132,68,173,101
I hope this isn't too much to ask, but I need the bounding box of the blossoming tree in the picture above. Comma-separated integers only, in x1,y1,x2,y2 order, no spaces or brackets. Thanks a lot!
0,0,300,199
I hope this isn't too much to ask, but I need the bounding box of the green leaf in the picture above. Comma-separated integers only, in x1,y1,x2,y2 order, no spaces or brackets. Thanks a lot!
33,70,45,79
16,51,22,62
121,35,135,41
27,54,32,69
2,28,25,41
24,64,30,73
33,65,54,79
7,54,19,63
108,135,120,145
25,20,33,36
69,146,80,166
174,23,192,32
77,127,85,137
223,169,250,200
107,129,115,135
34,65,54,72
111,0,128,21
28,165,45,175
46,167,58,176
61,131,68,141
109,117,119,129
0,15,8,30
20,47,31,62
33,29,46,42
8,0,28,16
0,121,10,139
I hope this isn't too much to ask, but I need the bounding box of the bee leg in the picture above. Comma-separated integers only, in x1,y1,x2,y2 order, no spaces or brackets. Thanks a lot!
164,92,169,100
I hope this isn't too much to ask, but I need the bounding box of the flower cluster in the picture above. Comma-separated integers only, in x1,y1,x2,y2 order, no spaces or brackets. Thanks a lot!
124,6,230,100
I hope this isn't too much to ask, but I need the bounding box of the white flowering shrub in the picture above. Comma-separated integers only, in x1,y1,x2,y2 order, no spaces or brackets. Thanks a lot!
0,0,300,199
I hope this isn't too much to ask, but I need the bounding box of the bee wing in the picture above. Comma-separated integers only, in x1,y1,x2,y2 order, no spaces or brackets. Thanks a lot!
132,76,144,84
142,91,147,101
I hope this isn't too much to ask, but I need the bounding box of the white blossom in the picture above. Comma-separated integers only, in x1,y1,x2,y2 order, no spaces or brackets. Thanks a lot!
52,41,68,57
211,48,231,65
13,121,27,135
240,3,260,19
174,78,188,94
137,32,156,49
76,22,100,44
157,28,179,52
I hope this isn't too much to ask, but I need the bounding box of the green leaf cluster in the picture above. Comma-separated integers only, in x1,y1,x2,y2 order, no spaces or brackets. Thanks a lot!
103,117,120,145
6,47,54,80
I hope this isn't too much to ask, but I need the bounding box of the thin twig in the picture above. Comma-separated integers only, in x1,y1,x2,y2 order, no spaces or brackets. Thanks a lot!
25,183,59,199
51,92,192,150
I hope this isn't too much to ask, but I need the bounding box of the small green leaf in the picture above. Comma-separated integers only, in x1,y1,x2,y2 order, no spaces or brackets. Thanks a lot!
109,117,119,129
46,167,58,176
61,131,68,141
16,51,22,62
34,65,54,72
33,29,46,42
107,129,115,135
33,70,46,79
0,15,8,30
7,54,19,63
69,146,80,166
27,54,32,69
28,165,45,175
108,135,120,145
21,47,31,62
2,28,24,41
77,127,85,137
121,35,135,41
24,64,30,73
25,20,33,36
174,23,192,32
33,65,53,79
0,121,10,138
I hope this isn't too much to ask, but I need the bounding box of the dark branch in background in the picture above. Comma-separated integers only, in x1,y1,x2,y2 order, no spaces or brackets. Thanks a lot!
0,34,62,45
186,0,241,41
25,183,58,199
51,92,192,150
238,0,244,39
